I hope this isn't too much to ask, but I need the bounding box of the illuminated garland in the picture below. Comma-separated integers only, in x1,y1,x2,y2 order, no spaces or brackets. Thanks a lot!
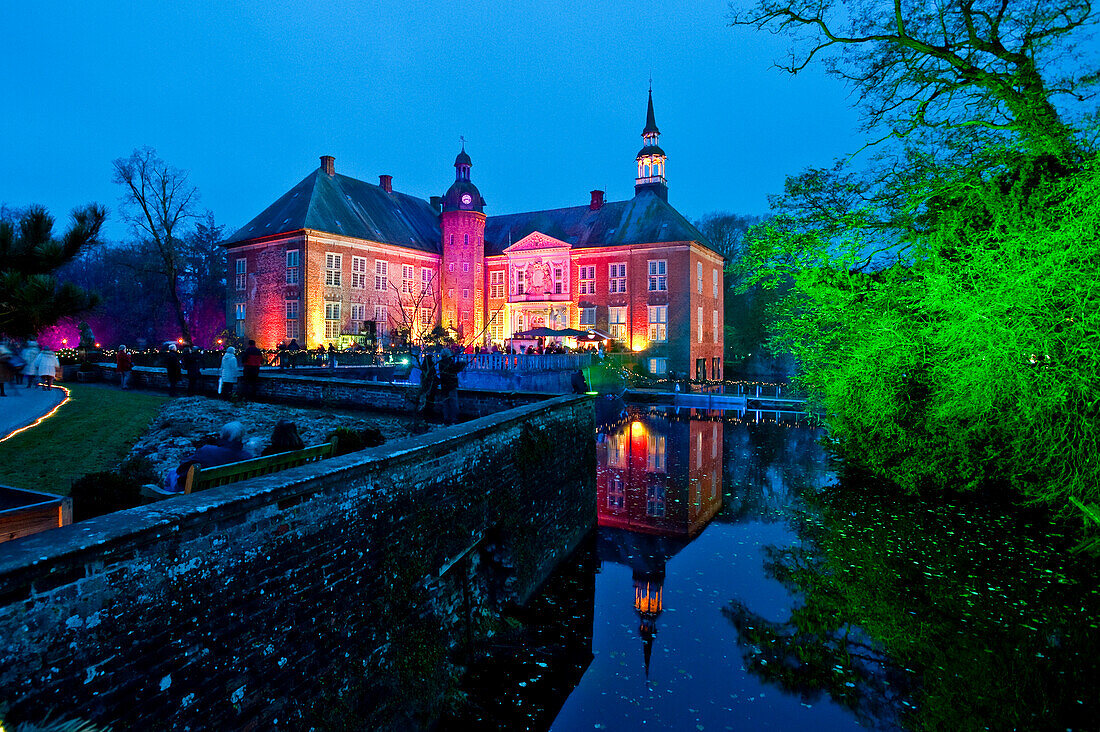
0,385,72,444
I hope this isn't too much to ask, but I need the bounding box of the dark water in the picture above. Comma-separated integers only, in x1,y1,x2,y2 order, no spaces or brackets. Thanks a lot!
449,406,1100,731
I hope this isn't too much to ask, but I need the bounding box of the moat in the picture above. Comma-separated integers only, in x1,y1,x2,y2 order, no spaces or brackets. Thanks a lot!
447,404,1100,731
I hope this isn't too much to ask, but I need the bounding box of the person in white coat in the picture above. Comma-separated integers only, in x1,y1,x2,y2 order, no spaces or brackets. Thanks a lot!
32,346,60,389
219,346,241,399
20,340,39,388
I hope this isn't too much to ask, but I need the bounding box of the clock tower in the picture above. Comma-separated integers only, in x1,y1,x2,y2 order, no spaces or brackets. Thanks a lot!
440,145,487,342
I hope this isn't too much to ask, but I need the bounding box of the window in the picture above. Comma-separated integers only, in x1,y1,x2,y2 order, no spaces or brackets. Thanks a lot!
285,300,299,339
235,258,246,290
373,304,387,337
286,250,300,285
447,288,454,301
350,303,366,329
608,474,625,510
421,267,433,294
609,306,627,341
516,269,526,295
609,434,627,467
402,264,414,294
713,268,720,297
325,253,342,286
648,357,668,376
648,260,667,291
646,483,666,517
713,310,720,342
698,306,703,342
697,262,703,293
462,288,470,300
553,266,564,294
462,262,470,273
647,434,666,472
448,262,455,272
489,312,503,342
464,233,469,245
419,308,432,327
648,305,667,342
489,270,505,298
373,259,387,291
324,301,341,340
609,263,626,293
449,234,454,246
235,302,246,336
579,265,595,295
579,307,596,326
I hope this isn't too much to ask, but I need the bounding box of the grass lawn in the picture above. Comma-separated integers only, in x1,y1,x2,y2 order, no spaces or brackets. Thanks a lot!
0,384,166,495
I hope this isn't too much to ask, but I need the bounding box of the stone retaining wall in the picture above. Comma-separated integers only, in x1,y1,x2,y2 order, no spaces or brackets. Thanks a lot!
92,363,552,418
0,395,596,729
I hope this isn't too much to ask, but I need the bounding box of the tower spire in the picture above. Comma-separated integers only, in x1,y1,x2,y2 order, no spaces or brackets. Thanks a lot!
635,88,668,200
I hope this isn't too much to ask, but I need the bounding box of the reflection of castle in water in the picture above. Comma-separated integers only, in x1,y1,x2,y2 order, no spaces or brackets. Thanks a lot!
596,408,724,675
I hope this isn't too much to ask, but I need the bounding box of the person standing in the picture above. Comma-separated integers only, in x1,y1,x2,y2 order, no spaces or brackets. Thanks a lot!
287,339,300,371
219,346,241,400
34,345,60,389
275,341,288,371
437,350,466,425
21,340,39,389
164,344,183,397
183,346,203,396
326,342,337,371
116,345,133,390
242,339,264,400
0,340,13,396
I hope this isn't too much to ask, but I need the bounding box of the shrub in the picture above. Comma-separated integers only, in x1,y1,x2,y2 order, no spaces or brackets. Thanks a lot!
70,471,142,521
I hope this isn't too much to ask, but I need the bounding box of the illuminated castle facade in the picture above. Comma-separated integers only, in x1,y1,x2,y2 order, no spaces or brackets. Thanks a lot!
224,92,725,378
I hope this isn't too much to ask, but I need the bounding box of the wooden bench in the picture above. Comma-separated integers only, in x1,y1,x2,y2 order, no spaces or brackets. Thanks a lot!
181,438,338,494
144,438,338,499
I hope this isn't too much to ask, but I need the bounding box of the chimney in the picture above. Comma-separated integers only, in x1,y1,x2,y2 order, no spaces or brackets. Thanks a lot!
430,196,443,213
379,174,393,193
590,190,605,210
320,155,335,176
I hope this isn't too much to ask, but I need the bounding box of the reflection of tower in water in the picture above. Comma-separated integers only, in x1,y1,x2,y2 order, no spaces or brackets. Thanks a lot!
596,408,724,676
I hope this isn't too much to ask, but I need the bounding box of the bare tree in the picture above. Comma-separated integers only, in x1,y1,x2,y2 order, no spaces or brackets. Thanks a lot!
729,0,1098,159
112,147,199,343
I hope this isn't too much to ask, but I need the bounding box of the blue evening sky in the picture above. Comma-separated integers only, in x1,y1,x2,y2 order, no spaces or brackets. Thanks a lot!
1,1,864,241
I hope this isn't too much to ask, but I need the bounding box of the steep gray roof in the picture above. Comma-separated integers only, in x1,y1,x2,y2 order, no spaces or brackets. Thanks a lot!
226,168,717,258
225,168,442,252
484,191,715,257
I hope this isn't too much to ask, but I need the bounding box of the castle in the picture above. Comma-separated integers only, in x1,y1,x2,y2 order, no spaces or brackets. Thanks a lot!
224,92,724,379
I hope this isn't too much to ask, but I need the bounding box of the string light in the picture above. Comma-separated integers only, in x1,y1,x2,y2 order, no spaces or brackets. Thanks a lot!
0,385,72,444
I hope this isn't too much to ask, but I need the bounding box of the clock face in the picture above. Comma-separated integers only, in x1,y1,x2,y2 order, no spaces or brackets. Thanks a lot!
461,193,473,205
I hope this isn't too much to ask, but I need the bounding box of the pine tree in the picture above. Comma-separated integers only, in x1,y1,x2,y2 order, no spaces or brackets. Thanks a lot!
0,204,106,337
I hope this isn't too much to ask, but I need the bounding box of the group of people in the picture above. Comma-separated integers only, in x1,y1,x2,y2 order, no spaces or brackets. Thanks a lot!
415,349,467,424
211,340,266,400
0,339,61,396
160,419,305,493
117,344,205,397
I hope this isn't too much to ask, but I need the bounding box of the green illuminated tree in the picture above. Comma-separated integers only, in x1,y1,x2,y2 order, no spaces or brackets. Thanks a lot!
0,204,106,338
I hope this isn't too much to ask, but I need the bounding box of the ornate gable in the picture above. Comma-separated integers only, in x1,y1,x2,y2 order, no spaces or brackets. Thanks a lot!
503,231,571,253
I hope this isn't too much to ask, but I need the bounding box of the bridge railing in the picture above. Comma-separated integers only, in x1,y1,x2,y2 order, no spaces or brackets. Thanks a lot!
456,353,594,372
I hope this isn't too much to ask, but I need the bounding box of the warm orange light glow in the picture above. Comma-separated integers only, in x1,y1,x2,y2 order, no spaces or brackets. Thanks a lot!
631,337,646,352
0,385,72,444
634,582,663,614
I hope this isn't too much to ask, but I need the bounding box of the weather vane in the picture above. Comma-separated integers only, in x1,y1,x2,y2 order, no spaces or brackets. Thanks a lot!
459,134,466,150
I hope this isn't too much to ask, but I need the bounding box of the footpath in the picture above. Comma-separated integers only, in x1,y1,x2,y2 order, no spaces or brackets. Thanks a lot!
0,386,67,442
